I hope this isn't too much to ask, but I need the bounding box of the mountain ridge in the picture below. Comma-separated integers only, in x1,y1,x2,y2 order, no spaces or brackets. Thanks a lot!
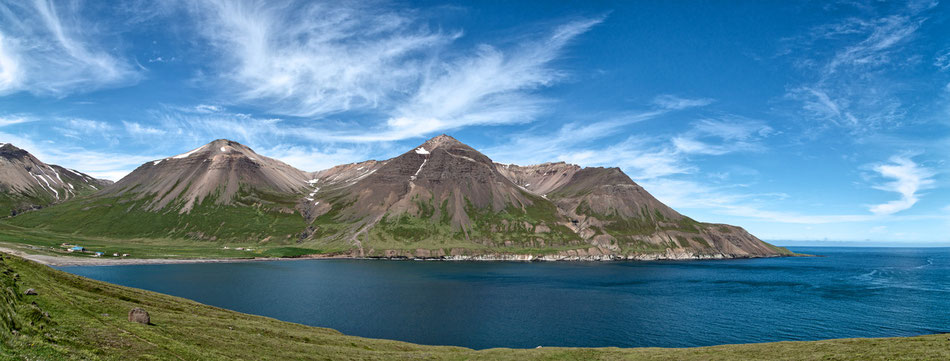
4,135,792,260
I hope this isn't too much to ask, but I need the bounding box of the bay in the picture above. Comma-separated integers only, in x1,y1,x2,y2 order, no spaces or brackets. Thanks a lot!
58,247,950,349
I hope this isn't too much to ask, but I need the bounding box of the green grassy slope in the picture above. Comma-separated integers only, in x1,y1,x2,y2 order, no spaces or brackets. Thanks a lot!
5,189,308,243
352,193,587,256
0,253,946,360
0,191,54,217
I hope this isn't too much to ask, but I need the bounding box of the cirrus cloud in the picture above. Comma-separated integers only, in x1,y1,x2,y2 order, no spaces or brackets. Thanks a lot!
0,0,140,96
868,155,935,215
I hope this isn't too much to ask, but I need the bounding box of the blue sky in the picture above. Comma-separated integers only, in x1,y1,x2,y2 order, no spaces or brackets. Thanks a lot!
0,0,948,243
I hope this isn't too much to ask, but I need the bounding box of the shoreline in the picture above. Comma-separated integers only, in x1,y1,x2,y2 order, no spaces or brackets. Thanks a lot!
0,245,354,266
0,244,797,267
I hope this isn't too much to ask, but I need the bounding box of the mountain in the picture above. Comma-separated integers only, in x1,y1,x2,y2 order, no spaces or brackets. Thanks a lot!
6,136,791,260
0,143,111,216
8,139,312,241
499,162,784,258
99,139,310,212
304,135,790,259
302,135,576,256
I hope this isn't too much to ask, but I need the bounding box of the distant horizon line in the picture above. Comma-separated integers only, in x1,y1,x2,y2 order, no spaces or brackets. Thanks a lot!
770,240,950,247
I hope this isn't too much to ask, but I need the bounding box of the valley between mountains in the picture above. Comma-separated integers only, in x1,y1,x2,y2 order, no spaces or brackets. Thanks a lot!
0,135,792,261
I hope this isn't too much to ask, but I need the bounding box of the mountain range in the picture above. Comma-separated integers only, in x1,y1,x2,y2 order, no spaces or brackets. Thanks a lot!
1,135,791,260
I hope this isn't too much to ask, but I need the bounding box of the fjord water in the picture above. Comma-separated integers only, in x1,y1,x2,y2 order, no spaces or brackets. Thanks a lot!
59,247,949,349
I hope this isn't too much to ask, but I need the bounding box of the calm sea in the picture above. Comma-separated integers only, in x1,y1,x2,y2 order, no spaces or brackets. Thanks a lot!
58,247,950,349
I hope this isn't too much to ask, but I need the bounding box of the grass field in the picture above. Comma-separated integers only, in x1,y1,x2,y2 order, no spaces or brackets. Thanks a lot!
0,223,625,262
0,252,947,360
0,223,333,261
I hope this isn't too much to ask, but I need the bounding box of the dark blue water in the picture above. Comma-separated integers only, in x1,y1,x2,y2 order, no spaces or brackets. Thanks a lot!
58,247,950,349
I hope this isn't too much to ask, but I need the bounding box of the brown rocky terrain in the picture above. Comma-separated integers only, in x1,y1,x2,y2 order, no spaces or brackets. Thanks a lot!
100,139,310,213
306,135,539,231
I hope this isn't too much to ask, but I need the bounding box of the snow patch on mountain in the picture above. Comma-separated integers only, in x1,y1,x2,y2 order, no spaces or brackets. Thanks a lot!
172,145,208,159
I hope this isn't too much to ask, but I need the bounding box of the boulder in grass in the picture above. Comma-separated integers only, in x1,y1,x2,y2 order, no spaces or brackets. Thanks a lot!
128,307,150,325
23,288,36,296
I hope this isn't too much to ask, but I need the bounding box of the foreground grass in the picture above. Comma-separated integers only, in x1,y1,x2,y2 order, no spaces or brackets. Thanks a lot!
0,253,947,360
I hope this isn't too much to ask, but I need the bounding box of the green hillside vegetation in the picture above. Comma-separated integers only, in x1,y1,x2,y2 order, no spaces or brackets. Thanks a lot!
0,222,354,262
6,186,308,243
356,194,586,256
0,191,54,217
0,184,104,217
0,252,946,360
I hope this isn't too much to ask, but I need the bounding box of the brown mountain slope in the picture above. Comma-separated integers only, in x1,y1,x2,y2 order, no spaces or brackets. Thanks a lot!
0,143,111,216
512,164,783,258
303,135,564,252
100,139,310,213
7,139,312,242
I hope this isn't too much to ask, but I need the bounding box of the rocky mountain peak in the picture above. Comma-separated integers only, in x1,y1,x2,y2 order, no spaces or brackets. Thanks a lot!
161,139,259,162
418,134,468,152
0,143,32,160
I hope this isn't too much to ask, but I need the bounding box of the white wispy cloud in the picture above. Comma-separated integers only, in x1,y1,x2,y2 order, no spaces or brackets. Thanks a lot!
485,96,775,181
55,117,116,140
367,18,605,142
782,2,935,133
0,32,20,91
123,121,166,136
867,155,935,215
640,177,948,226
0,1,140,95
194,0,455,118
672,118,774,155
824,15,922,74
258,144,373,173
191,0,602,142
936,48,950,71
488,110,772,181
484,95,713,166
66,118,113,132
0,115,33,127
652,94,715,110
638,178,877,224
194,104,223,113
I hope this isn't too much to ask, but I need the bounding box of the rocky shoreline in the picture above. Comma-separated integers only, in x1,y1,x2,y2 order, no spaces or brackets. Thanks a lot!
361,252,786,262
